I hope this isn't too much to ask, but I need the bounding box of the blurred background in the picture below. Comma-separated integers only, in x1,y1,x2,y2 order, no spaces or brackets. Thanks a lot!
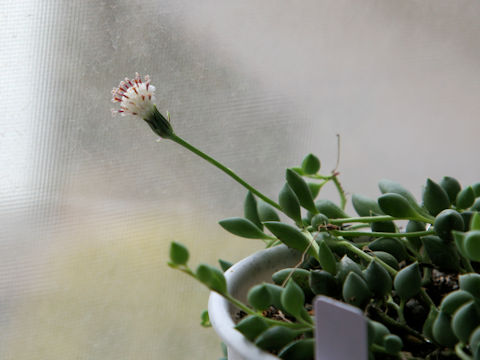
1,0,479,359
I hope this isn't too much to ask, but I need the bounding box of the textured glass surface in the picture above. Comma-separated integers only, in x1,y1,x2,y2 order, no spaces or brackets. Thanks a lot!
1,1,479,359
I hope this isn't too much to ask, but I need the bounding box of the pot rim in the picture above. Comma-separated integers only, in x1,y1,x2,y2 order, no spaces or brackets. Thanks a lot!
208,245,301,360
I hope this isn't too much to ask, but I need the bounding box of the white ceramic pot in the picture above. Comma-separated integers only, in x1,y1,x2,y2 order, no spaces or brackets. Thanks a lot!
208,245,302,360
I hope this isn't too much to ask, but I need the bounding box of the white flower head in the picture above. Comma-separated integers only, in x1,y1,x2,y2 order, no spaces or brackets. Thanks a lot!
111,73,156,119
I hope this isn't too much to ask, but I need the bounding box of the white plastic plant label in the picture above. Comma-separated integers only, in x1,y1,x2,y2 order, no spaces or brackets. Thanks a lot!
314,296,367,360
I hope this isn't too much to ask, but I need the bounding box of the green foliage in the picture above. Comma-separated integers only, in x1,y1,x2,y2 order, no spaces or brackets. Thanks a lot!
301,154,321,175
219,217,271,239
394,262,421,299
165,149,480,359
423,178,450,216
169,241,189,265
286,169,318,213
279,183,302,225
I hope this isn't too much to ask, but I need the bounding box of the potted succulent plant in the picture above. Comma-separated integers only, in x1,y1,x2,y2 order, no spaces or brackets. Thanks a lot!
112,73,480,360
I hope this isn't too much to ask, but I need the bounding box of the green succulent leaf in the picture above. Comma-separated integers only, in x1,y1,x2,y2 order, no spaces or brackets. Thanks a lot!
352,193,384,216
311,213,329,229
342,272,372,308
272,268,313,298
459,273,480,298
278,338,315,360
279,183,302,225
195,264,227,294
219,217,272,239
471,212,480,231
422,235,461,272
309,270,339,297
422,306,439,341
315,199,349,219
469,326,480,356
364,260,392,298
308,182,323,199
378,179,430,218
301,153,321,175
200,310,211,327
247,283,272,311
336,255,364,283
451,301,480,343
457,186,476,210
234,315,269,341
473,182,480,197
281,279,305,318
286,168,318,213
378,193,419,219
394,262,422,299
169,241,190,265
255,326,298,352
440,290,473,316
318,240,337,275
383,334,403,355
244,191,263,230
440,176,462,205
464,230,480,262
423,178,450,216
368,237,407,262
368,320,390,346
263,222,319,260
370,220,396,233
372,251,399,270
218,259,233,272
434,209,465,242
452,230,468,258
257,199,281,222
432,311,458,347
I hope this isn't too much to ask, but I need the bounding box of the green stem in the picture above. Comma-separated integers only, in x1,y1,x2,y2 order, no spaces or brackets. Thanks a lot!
170,133,281,211
455,343,473,360
331,174,347,210
330,229,435,239
330,215,395,224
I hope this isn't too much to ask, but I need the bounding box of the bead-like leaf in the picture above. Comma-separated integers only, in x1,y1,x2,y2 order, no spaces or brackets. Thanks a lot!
459,273,480,298
279,183,302,225
439,290,473,316
272,268,313,298
218,259,233,272
318,240,337,275
196,264,227,294
368,237,407,262
378,179,430,218
315,199,348,219
244,191,262,230
309,270,338,296
281,279,305,318
257,199,280,222
301,153,321,174
286,169,318,213
219,217,271,239
378,193,419,219
255,326,298,352
383,334,403,355
457,186,475,210
451,301,479,343
264,221,319,260
423,178,450,216
234,315,269,341
422,235,460,272
440,176,462,205
247,283,272,311
336,255,364,283
352,193,384,216
278,338,315,360
364,260,392,298
434,209,464,242
308,182,323,199
169,241,189,265
463,230,480,262
342,272,372,308
393,262,421,299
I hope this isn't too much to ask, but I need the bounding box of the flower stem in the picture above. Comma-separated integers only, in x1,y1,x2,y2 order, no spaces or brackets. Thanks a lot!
329,215,395,225
169,133,281,211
